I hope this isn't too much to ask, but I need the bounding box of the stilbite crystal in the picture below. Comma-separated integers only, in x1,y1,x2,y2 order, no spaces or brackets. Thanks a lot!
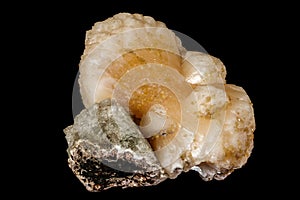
64,13,255,191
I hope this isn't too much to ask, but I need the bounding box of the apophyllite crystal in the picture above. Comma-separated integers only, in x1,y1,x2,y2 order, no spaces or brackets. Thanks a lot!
64,13,255,191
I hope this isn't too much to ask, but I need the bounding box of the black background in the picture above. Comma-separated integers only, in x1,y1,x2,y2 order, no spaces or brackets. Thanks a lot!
12,0,289,197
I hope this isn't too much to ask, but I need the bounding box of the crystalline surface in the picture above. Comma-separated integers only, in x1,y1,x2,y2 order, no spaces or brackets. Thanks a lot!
64,13,255,191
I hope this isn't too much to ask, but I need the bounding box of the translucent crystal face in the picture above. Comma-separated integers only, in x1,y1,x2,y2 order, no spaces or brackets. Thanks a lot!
65,12,255,192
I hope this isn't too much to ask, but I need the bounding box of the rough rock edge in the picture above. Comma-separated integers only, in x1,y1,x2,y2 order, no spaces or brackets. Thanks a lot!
68,139,166,191
64,99,167,191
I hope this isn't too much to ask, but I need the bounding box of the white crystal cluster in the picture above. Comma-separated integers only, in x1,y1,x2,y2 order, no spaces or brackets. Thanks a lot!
65,12,255,191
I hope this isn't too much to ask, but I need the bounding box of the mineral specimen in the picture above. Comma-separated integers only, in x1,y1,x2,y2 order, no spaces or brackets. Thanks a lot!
64,13,255,191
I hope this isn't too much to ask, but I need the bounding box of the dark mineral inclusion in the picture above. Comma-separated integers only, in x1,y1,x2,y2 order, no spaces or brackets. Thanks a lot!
64,99,166,191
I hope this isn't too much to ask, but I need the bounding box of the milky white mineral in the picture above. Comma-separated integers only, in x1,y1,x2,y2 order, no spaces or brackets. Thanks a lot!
64,13,255,191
